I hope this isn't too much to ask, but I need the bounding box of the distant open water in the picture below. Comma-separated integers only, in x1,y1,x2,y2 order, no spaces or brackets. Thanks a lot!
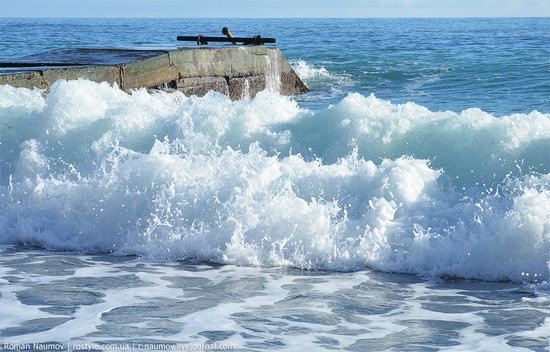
0,18,550,351
1,18,550,113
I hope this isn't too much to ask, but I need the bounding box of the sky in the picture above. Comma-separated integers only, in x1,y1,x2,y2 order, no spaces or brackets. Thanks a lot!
1,0,549,18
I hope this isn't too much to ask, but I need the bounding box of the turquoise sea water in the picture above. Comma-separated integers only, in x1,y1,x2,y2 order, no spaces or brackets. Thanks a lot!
1,18,550,113
1,18,550,351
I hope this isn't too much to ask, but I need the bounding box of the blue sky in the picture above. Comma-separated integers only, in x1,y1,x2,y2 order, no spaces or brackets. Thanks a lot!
1,0,549,18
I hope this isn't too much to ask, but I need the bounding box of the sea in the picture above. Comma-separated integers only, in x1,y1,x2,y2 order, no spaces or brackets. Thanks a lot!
0,18,549,351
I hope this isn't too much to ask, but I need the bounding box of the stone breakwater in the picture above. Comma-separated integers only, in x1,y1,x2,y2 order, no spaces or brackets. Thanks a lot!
0,46,308,100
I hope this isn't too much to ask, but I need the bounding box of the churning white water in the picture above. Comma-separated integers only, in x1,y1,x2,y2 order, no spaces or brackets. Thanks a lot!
0,79,549,284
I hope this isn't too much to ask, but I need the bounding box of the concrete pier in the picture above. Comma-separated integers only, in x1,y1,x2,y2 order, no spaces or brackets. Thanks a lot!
0,46,308,99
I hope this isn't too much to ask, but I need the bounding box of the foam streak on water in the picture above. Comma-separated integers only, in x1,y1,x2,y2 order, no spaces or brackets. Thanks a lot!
0,248,549,351
1,80,549,285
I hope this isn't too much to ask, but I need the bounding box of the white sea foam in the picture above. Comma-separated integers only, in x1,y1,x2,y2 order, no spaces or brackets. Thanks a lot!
291,60,332,80
290,60,352,91
1,80,549,283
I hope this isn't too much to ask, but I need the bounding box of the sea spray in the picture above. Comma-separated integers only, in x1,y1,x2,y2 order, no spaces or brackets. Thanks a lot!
291,60,332,80
290,60,353,93
0,80,549,283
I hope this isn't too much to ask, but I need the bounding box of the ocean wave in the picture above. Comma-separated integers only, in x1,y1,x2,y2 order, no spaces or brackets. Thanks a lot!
291,60,332,80
0,80,549,283
291,60,352,88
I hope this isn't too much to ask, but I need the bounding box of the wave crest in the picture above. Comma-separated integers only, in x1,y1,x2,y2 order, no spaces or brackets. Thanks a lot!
1,80,549,283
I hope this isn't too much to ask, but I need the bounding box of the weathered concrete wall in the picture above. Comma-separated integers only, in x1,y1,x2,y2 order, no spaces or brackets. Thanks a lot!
0,47,308,99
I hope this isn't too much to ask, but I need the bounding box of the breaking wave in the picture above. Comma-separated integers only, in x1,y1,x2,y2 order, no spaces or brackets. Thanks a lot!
1,80,549,283
291,60,332,80
291,60,352,89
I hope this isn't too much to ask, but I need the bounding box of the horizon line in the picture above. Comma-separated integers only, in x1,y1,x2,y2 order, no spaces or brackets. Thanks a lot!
1,16,550,19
